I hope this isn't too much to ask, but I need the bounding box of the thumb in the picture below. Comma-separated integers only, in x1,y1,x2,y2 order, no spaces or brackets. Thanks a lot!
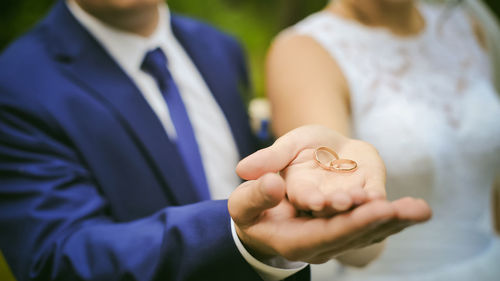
236,125,346,180
228,173,285,226
235,142,296,181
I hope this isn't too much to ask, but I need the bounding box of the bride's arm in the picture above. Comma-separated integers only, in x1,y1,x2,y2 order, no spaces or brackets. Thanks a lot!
266,33,351,137
266,32,385,266
494,176,500,235
468,7,500,236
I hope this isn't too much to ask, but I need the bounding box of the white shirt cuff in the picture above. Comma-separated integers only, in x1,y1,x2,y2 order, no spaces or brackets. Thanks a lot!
231,219,308,281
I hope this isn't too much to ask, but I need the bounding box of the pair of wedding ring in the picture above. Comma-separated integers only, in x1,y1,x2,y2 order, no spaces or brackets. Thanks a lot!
313,146,358,173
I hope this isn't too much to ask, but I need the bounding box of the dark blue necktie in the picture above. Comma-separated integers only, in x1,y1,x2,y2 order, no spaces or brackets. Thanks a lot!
141,47,209,200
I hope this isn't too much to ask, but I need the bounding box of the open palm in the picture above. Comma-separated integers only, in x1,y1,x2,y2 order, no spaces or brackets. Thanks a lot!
282,139,386,217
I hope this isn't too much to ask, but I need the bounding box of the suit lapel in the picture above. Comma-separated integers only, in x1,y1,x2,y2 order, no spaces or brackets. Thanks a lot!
45,2,204,205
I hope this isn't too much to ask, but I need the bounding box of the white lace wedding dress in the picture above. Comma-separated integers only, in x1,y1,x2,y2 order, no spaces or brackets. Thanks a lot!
291,3,500,281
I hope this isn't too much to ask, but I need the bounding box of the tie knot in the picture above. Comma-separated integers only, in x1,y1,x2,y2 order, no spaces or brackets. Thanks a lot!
141,47,170,89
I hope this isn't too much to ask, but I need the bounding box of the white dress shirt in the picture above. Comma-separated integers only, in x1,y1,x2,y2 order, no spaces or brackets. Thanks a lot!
66,1,306,280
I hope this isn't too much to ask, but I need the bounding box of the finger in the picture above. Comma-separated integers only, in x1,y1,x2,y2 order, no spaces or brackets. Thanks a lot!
329,191,353,212
391,197,432,222
311,191,353,218
326,219,401,255
316,216,404,258
336,220,413,255
367,190,386,201
346,198,432,247
228,173,285,226
291,200,397,261
363,172,386,200
353,143,387,199
322,198,431,255
236,141,298,180
287,178,326,212
347,186,368,205
320,200,397,244
312,186,367,217
236,125,346,180
369,221,413,244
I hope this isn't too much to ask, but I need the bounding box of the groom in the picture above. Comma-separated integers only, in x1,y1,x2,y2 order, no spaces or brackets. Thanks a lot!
0,0,431,280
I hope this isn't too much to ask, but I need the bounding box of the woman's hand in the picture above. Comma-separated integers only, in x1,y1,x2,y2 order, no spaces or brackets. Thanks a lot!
282,139,386,217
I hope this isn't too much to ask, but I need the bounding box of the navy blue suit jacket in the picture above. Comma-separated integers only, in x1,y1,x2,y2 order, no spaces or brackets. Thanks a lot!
0,2,308,280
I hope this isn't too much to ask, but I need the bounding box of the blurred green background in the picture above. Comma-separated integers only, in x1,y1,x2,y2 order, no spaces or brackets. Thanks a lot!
0,0,328,97
0,0,498,97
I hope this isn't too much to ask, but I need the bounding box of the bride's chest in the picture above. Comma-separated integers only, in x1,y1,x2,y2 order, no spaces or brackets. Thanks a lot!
353,78,500,178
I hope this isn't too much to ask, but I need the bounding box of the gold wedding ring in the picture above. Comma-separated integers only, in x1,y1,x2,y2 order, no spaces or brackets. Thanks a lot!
314,147,339,170
330,158,358,173
313,146,358,173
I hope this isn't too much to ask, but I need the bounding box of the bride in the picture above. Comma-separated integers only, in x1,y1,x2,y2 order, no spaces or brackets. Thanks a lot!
266,0,500,280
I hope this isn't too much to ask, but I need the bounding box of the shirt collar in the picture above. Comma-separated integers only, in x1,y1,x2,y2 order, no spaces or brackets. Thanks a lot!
66,0,172,75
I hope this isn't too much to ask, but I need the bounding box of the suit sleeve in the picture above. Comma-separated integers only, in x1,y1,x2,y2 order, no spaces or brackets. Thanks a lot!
0,94,267,281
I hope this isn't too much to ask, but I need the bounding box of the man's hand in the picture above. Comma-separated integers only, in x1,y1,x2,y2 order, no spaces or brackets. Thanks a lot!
229,125,431,263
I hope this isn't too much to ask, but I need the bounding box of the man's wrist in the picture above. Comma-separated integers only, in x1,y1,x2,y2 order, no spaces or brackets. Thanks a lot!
233,221,276,261
230,219,307,281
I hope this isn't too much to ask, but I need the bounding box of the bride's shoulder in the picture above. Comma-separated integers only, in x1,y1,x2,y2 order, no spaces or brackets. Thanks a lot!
271,11,339,52
268,26,328,64
266,21,347,92
287,11,344,36
267,10,352,73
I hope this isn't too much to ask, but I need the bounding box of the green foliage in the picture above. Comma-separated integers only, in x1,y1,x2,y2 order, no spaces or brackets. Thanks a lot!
0,0,55,49
168,0,327,97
